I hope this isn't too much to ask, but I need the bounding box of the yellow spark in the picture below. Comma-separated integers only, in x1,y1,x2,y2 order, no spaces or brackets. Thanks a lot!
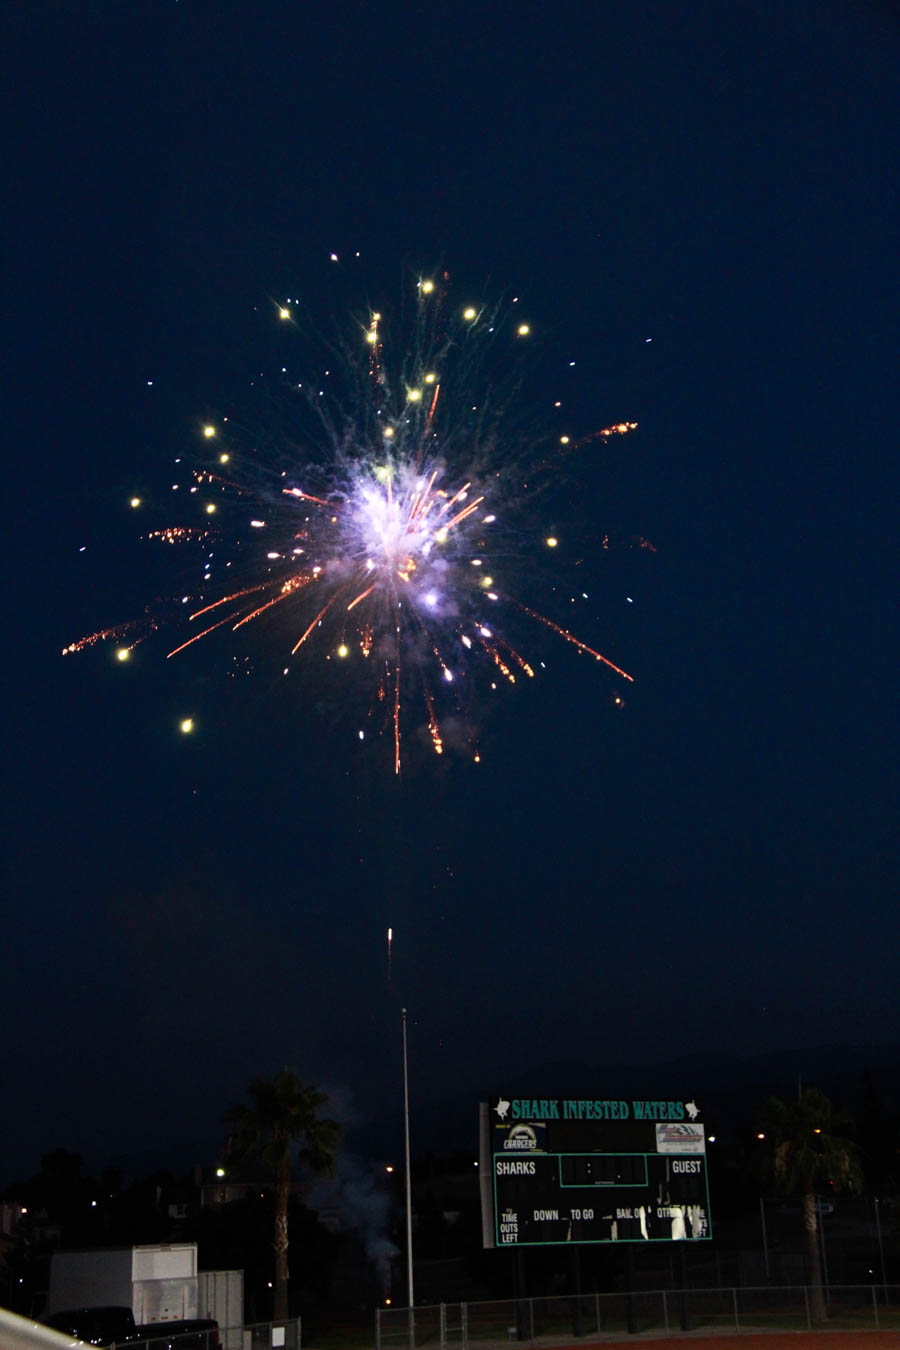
481,575,493,587
384,427,395,439
560,435,570,445
130,497,142,508
372,311,381,321
279,307,290,319
420,280,434,294
205,503,217,514
337,643,349,658
407,388,422,402
203,425,216,438
463,306,477,321
424,372,436,383
435,527,448,543
116,648,130,662
517,324,531,336
219,452,230,464
180,718,194,734
546,536,558,548
366,331,378,344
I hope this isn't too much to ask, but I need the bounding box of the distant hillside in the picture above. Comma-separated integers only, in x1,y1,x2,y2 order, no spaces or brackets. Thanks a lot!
353,1041,900,1159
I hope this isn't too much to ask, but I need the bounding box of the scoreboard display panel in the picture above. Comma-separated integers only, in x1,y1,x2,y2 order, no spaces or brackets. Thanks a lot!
480,1095,712,1248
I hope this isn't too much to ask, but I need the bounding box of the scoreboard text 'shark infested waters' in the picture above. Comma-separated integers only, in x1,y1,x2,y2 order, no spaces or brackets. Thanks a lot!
479,1096,712,1247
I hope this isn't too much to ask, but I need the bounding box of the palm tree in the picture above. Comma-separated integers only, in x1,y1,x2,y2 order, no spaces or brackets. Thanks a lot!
222,1069,341,1321
759,1087,862,1323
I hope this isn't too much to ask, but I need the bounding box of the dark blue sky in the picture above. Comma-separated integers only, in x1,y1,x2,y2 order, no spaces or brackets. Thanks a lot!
4,0,897,1184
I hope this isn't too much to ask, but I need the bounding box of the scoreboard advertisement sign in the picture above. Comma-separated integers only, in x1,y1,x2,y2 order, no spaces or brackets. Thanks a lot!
480,1096,712,1248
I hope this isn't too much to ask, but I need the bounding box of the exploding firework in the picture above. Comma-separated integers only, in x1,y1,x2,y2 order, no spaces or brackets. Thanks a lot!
65,270,639,771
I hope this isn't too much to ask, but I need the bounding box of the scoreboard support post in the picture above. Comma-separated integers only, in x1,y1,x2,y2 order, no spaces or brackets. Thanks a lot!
624,1246,636,1336
678,1244,689,1331
570,1247,583,1337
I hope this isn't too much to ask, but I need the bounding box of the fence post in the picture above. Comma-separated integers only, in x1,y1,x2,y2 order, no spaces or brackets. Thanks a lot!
440,1303,446,1349
803,1286,811,1330
732,1286,739,1331
661,1289,669,1334
375,1307,381,1350
461,1300,468,1350
872,1284,880,1330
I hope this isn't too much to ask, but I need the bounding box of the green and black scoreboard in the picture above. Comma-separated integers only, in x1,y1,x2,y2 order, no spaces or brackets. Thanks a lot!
479,1095,712,1248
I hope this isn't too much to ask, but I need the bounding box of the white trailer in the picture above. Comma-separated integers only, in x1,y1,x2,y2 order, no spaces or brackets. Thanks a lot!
198,1269,243,1350
47,1243,198,1322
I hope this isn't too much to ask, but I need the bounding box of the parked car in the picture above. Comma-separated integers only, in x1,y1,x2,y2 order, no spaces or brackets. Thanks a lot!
44,1307,219,1349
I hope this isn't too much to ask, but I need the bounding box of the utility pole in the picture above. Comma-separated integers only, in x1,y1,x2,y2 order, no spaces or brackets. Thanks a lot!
402,1008,415,1327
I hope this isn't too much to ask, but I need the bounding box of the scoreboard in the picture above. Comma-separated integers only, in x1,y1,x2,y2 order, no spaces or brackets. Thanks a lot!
479,1095,712,1248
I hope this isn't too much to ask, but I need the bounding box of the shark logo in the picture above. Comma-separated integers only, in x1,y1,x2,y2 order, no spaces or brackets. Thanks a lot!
685,1100,700,1120
495,1098,511,1120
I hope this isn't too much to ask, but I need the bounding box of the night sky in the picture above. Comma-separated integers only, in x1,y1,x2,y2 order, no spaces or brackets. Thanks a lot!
4,0,897,1186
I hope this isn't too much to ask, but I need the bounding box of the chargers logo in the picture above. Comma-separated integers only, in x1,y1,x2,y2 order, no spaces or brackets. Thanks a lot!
503,1124,538,1151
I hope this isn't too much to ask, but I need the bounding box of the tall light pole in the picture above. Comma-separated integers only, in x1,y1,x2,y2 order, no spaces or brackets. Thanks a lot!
402,1008,415,1316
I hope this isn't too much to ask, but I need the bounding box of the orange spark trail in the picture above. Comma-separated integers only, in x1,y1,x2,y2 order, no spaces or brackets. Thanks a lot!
495,635,535,677
423,686,443,754
283,488,335,508
439,482,471,516
189,584,271,622
291,591,341,654
347,583,376,612
231,581,305,629
167,612,239,657
481,641,515,683
510,599,634,681
62,619,146,655
445,497,484,530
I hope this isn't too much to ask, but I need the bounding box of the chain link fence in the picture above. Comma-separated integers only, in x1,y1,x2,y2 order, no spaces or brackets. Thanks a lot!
375,1284,900,1347
240,1319,301,1350
121,1320,300,1350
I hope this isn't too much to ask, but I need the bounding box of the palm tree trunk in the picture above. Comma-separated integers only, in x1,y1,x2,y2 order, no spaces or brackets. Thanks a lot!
273,1154,291,1321
802,1189,826,1323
